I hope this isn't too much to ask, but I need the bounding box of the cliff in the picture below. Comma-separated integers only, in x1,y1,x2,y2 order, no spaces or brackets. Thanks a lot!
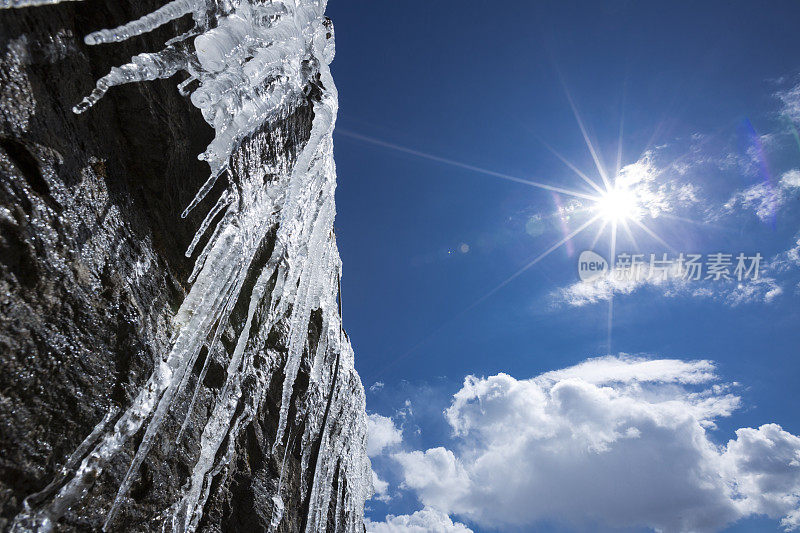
0,0,370,531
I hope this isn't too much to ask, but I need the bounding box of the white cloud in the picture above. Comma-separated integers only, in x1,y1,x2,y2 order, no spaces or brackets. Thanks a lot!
552,164,799,307
396,399,414,420
615,154,701,218
538,354,717,385
372,470,391,503
365,507,473,533
722,169,800,221
367,413,403,458
777,82,800,122
783,169,800,188
724,424,800,531
772,237,800,274
392,356,800,532
558,261,679,306
394,448,471,511
724,277,783,305
724,182,781,221
557,260,781,307
370,381,385,393
367,414,403,504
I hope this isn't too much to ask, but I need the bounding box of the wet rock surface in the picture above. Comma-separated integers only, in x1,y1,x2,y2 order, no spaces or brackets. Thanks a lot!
0,2,355,531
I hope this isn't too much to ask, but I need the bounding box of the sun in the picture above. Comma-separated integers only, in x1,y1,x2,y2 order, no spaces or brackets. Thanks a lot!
351,91,678,363
595,185,641,223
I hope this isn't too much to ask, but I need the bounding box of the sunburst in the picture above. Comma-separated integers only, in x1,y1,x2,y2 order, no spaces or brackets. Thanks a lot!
595,185,642,223
341,99,677,377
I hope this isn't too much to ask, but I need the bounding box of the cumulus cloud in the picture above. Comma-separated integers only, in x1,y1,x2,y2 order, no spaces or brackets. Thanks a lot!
725,424,800,531
367,413,403,458
367,414,403,503
365,507,473,533
371,470,391,503
392,356,800,532
394,448,471,512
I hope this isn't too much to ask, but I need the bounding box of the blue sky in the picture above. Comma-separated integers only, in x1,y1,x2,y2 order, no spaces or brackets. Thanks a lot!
327,2,800,531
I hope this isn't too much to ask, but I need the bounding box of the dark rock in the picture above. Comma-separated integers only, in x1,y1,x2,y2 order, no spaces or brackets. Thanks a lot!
0,2,362,531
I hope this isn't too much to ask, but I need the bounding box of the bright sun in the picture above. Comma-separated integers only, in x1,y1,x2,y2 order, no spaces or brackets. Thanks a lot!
595,185,641,223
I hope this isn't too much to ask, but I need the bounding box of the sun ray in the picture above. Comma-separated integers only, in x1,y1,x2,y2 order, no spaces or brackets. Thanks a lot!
349,87,698,380
620,219,640,251
615,103,625,178
659,213,736,233
590,219,609,249
606,219,619,357
338,129,599,201
629,217,675,252
606,296,614,355
538,138,606,195
559,83,612,190
467,214,602,312
367,214,603,380
608,219,618,266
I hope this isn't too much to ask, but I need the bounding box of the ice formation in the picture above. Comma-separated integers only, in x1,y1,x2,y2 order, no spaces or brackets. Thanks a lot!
0,0,80,8
4,0,371,531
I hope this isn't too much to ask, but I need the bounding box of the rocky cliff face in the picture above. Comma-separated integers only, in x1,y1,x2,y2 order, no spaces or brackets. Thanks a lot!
0,1,369,531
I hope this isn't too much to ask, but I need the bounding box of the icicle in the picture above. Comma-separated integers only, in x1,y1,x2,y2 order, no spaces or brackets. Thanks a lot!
103,227,249,530
174,286,236,445
187,209,232,284
269,495,285,529
7,0,371,531
193,11,253,73
0,0,81,8
177,74,198,96
274,192,334,447
181,166,227,218
83,0,200,45
73,46,188,114
185,189,231,257
9,408,118,533
174,258,278,531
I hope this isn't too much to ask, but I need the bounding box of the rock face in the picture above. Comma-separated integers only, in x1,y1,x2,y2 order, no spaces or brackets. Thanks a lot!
0,1,369,531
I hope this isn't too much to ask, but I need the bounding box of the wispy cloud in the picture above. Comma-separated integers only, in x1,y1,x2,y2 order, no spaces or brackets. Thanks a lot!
614,153,702,218
720,169,800,222
772,236,800,274
556,257,784,307
553,110,800,307
777,81,800,122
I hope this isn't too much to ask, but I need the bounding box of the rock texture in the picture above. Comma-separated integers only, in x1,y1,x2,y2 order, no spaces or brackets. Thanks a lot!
0,1,367,531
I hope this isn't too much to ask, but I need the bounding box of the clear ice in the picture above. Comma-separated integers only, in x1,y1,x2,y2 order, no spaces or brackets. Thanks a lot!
0,0,80,8
4,0,372,531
